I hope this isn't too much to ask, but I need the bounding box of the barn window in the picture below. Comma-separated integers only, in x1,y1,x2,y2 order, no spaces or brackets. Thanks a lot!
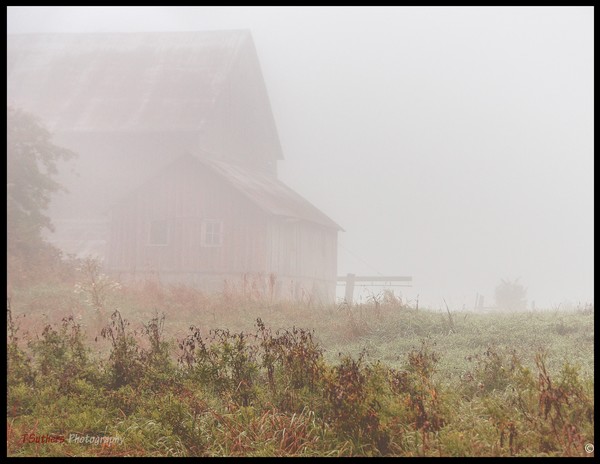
148,219,169,246
201,220,223,247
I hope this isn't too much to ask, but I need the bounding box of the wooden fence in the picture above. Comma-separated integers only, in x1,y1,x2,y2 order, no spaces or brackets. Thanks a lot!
337,273,412,305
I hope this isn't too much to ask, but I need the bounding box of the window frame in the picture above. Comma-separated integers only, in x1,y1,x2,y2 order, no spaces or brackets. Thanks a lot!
201,219,223,248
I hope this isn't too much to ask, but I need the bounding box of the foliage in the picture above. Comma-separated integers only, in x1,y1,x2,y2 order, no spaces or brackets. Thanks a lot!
73,257,122,315
255,319,324,395
7,298,35,390
179,326,260,406
7,106,76,286
100,309,147,389
28,316,94,390
494,278,527,311
6,281,594,457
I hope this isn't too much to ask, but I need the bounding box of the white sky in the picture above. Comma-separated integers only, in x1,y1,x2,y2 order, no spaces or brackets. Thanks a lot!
7,6,594,309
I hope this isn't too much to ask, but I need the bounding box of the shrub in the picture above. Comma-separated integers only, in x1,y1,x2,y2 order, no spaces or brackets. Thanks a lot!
7,298,35,388
28,315,96,392
389,341,446,454
256,318,324,395
100,310,144,388
179,326,260,406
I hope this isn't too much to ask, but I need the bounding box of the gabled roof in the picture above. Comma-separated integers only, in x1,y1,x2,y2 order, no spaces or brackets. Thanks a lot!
114,153,342,231
6,30,276,142
197,156,343,231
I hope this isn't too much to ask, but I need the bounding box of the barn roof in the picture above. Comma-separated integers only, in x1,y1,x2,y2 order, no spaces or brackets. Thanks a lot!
7,30,279,159
8,30,341,259
198,156,343,231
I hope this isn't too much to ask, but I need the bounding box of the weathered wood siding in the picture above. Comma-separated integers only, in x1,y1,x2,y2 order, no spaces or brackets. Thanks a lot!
107,156,339,302
266,220,337,302
107,158,268,277
202,37,281,176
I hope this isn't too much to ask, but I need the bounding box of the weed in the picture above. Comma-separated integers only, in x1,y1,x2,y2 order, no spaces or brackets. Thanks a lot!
7,298,35,388
6,279,594,457
100,309,143,388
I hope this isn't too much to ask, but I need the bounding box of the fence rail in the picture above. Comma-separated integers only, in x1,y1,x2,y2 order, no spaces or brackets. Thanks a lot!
337,273,413,305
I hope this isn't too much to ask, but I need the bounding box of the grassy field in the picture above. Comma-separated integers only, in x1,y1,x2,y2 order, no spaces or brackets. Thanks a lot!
6,274,595,457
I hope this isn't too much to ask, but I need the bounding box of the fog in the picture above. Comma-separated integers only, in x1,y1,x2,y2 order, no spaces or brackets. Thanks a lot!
7,6,593,309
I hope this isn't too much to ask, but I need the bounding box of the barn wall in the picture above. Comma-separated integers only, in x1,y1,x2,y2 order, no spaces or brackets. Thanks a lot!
266,220,338,303
49,131,198,221
107,156,339,303
107,157,269,278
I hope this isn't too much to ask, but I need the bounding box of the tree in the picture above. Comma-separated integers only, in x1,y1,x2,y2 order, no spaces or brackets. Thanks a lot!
494,278,527,311
7,106,76,283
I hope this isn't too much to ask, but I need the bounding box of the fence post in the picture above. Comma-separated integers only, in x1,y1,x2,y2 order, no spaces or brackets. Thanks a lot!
344,273,356,306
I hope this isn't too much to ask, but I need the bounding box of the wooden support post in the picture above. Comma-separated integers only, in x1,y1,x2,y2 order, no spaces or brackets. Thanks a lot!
344,273,356,306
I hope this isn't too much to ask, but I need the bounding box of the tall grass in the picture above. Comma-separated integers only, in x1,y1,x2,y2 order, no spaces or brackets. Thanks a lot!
6,277,594,457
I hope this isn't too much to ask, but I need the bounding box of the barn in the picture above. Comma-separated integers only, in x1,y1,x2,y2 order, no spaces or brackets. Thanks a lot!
109,153,340,302
7,30,342,302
